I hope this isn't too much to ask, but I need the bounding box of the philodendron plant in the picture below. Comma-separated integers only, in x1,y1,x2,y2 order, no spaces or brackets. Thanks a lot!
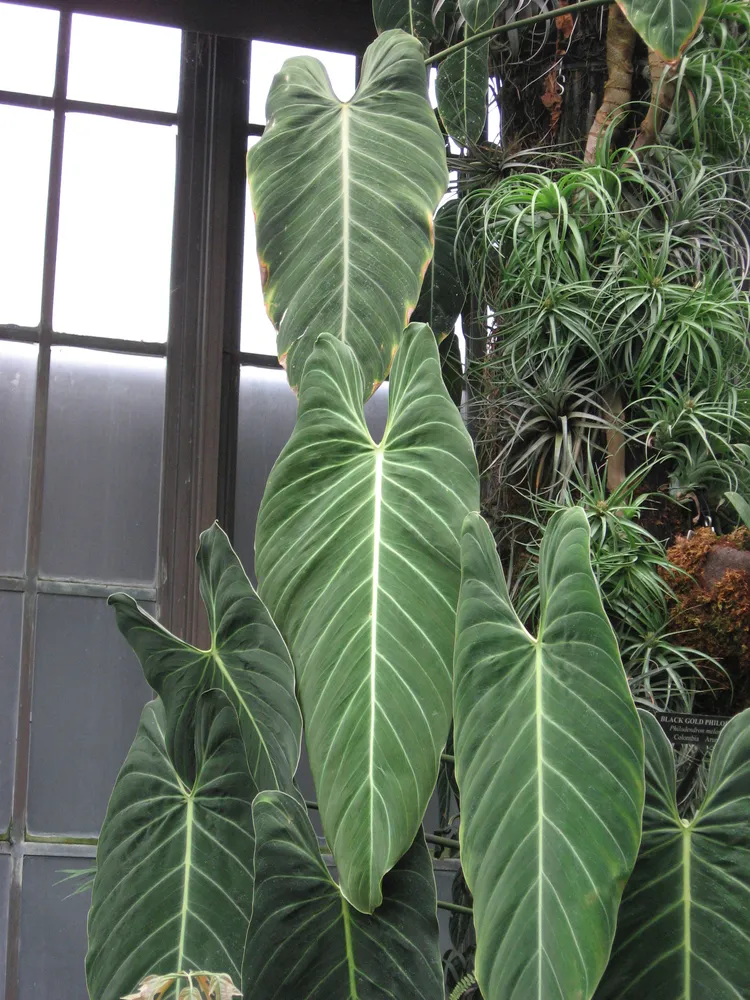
84,24,750,1000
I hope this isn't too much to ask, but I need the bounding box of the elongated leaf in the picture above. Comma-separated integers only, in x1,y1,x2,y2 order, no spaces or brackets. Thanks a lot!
596,709,750,1000
726,489,750,529
109,522,301,793
256,323,479,913
458,0,503,30
86,693,256,1000
413,199,466,340
373,0,439,41
453,509,644,1000
436,26,489,146
617,0,707,62
248,30,448,399
243,791,443,999
439,330,464,406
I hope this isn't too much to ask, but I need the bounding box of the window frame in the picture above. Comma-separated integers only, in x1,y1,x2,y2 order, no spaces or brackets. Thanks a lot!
0,4,370,997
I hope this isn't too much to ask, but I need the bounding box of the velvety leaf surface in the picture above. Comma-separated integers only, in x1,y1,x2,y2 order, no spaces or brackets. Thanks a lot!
248,29,447,399
439,329,464,406
453,508,644,1000
86,694,256,1000
256,323,479,913
595,708,750,1000
617,0,707,61
108,522,301,794
458,0,504,31
242,791,443,999
412,199,466,340
372,0,439,41
435,25,489,146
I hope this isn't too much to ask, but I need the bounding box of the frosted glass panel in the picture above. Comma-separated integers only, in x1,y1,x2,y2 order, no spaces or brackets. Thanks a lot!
0,106,53,327
19,857,92,1000
0,593,22,832
27,595,153,837
0,3,59,96
67,13,181,112
40,349,165,584
241,136,277,355
234,369,389,575
54,114,176,341
249,40,356,124
234,368,297,573
0,343,37,574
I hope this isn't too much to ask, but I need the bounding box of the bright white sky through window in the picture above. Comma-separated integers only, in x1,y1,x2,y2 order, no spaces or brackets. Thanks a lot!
0,8,362,354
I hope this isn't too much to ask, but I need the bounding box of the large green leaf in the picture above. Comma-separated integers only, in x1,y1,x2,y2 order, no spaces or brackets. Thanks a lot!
458,0,503,30
242,791,443,999
453,508,645,1000
435,25,489,147
256,323,479,913
108,522,301,794
412,199,466,340
617,0,707,62
86,693,256,1000
596,708,750,1000
248,30,448,399
372,0,439,42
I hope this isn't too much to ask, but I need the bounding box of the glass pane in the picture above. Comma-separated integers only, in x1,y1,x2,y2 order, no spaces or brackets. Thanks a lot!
53,114,176,341
0,2,59,96
19,857,92,1000
241,137,277,355
249,39,356,124
234,369,389,575
0,106,53,327
435,868,458,955
234,368,298,574
27,594,153,837
0,343,37,574
67,13,181,113
39,348,165,585
0,593,22,832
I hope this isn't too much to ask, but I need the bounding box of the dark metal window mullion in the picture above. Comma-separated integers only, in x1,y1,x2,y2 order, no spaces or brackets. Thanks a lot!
159,33,251,647
4,13,71,1000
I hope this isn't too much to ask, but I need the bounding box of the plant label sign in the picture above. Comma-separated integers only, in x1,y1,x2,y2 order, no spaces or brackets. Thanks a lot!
655,711,732,750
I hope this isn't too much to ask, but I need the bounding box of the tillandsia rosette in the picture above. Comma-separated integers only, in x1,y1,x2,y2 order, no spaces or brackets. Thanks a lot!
121,972,240,1000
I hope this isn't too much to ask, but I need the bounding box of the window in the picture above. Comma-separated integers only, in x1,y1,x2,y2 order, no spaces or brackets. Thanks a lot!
0,6,181,996
0,4,377,997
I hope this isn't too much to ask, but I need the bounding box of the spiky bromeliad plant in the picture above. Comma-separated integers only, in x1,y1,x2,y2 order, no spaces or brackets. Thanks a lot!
85,9,750,1000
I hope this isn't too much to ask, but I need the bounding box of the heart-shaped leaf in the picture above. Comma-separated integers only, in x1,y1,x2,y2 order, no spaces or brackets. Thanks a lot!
256,323,479,912
436,26,489,146
453,508,645,1000
412,199,467,340
373,0,439,42
595,708,750,999
108,522,301,793
243,790,444,999
458,0,503,30
86,693,256,1000
617,0,707,62
248,29,448,399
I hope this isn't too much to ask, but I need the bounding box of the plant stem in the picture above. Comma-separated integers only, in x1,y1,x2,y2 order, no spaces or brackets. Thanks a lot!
426,833,461,849
437,900,473,915
424,0,611,66
441,752,455,763
305,799,319,810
